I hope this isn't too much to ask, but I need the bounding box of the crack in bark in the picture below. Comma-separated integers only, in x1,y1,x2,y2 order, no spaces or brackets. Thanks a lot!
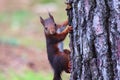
104,0,115,80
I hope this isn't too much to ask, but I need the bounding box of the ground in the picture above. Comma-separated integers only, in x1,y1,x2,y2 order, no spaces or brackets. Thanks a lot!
0,44,51,72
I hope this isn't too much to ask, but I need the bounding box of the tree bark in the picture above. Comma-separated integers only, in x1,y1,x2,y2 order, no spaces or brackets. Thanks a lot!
66,0,120,80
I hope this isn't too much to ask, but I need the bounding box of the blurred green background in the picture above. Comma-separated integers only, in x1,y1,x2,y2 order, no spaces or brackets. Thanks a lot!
0,0,70,80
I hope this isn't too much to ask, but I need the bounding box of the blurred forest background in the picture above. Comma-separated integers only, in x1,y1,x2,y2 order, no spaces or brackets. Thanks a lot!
0,0,70,80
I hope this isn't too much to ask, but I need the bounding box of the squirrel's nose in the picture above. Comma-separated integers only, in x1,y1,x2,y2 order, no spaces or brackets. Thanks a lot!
50,30,55,35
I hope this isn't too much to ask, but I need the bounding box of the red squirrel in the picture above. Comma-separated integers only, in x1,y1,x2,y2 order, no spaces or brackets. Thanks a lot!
40,13,72,80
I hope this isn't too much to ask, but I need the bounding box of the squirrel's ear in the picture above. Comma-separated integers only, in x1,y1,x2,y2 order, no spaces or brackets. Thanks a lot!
48,13,54,21
40,16,44,26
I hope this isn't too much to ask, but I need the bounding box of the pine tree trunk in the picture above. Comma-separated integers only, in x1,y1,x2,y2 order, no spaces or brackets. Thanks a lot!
66,0,120,80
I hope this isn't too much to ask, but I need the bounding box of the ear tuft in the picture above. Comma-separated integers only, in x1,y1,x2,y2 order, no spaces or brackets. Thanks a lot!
40,16,44,25
48,13,54,21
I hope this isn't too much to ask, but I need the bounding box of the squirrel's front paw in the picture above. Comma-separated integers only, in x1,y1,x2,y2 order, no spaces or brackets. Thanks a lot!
67,26,73,33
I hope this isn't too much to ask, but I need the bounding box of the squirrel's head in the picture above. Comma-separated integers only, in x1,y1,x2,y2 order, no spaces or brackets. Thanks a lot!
40,13,57,35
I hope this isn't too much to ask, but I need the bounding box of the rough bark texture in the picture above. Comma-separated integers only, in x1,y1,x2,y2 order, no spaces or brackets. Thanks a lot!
66,0,120,80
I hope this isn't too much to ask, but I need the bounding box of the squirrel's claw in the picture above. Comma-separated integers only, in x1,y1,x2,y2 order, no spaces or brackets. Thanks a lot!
65,1,72,10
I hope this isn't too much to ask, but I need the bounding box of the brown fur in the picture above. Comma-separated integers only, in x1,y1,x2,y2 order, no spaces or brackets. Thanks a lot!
40,13,72,80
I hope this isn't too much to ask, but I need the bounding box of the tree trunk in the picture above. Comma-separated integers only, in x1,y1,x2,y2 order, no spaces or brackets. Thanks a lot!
66,0,120,80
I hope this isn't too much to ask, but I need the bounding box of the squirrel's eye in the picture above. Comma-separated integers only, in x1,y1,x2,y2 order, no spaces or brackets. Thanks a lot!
54,24,57,27
45,27,47,30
